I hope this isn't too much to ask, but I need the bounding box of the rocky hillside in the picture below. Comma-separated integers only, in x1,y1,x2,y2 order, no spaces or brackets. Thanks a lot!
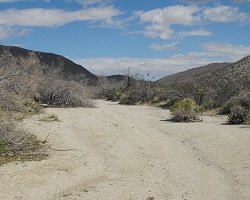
157,62,230,85
160,55,250,106
158,55,250,86
0,45,98,83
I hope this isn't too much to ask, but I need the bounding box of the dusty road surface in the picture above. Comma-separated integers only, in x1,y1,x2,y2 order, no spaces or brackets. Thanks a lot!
0,100,249,200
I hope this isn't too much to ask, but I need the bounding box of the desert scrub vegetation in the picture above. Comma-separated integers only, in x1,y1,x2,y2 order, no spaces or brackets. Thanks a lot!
99,70,161,105
119,73,160,105
38,74,93,107
227,105,249,124
169,98,201,122
0,48,95,165
0,50,47,165
220,91,250,124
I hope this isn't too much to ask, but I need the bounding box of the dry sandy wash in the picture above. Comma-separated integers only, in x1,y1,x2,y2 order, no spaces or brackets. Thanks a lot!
0,100,249,200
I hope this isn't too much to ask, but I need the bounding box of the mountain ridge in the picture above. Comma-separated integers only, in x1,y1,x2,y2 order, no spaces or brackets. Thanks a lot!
0,45,98,82
157,62,231,85
158,55,250,85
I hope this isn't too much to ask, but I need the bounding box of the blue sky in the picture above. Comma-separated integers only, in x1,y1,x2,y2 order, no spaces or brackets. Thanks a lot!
0,0,250,79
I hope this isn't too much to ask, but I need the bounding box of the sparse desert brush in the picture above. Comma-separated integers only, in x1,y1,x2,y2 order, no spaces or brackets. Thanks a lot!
106,88,123,101
221,91,250,124
22,98,41,113
35,68,95,108
227,105,249,125
170,98,201,122
221,91,250,114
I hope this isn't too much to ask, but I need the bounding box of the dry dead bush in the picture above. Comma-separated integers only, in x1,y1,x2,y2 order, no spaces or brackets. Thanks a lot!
0,49,46,162
38,70,93,107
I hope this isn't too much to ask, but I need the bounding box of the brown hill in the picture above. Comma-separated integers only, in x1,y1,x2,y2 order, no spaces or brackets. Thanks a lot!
158,55,250,106
157,62,230,85
0,45,98,83
158,55,250,86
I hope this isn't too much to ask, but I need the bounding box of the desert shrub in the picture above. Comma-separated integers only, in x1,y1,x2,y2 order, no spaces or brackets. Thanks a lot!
37,69,92,107
106,88,123,101
221,91,250,114
159,97,182,109
227,105,249,124
0,49,46,162
170,98,199,122
200,100,217,111
38,80,90,107
119,73,160,105
0,119,29,149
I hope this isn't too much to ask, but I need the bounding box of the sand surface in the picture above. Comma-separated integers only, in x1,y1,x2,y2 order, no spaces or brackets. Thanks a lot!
0,100,249,200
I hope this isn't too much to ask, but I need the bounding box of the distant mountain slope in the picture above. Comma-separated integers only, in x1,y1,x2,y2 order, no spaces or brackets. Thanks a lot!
0,45,98,82
157,55,250,106
157,62,230,85
214,55,250,81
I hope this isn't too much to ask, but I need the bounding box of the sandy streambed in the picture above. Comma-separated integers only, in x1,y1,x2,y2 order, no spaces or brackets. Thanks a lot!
0,100,249,200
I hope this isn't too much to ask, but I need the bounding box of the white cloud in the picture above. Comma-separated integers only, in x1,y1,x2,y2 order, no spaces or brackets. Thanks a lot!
149,42,179,51
0,7,121,27
140,5,200,25
203,43,250,60
0,26,29,39
139,5,200,39
73,55,224,79
178,29,212,37
232,0,250,3
73,43,250,79
203,5,249,22
136,4,248,40
65,0,112,6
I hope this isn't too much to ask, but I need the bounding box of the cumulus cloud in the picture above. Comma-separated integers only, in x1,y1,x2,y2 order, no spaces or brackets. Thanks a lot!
203,5,249,22
139,5,200,39
0,26,29,39
73,55,223,79
203,43,250,60
137,4,248,40
73,42,250,79
0,7,121,27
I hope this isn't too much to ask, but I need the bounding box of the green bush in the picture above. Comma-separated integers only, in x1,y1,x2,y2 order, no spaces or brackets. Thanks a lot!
227,105,249,124
170,98,199,122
